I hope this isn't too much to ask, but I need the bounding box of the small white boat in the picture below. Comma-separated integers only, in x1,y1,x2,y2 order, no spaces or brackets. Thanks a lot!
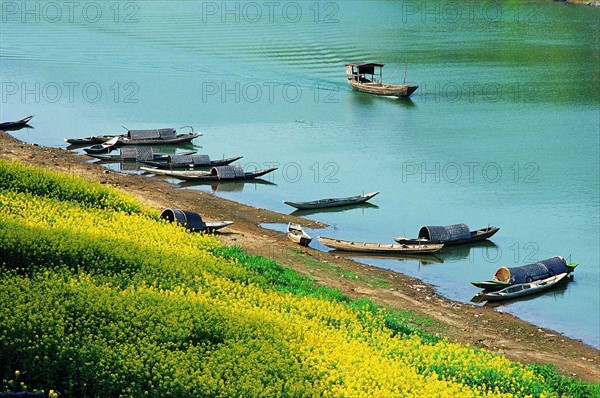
480,273,570,302
83,136,120,154
287,223,312,246
283,192,379,210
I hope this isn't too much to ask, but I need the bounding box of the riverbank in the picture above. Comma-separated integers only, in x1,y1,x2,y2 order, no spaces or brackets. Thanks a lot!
1,131,598,383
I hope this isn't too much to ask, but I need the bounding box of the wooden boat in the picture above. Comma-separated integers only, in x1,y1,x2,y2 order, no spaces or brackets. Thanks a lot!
394,224,499,246
119,131,200,146
287,223,312,246
345,63,417,98
142,155,243,169
203,221,234,232
83,136,120,154
284,192,379,210
88,147,197,162
0,115,34,131
317,236,443,254
65,127,201,145
470,280,511,292
140,165,277,181
471,256,577,291
66,135,121,145
479,273,570,302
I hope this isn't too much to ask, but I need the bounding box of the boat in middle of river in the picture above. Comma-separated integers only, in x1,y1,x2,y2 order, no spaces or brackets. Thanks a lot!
345,62,418,98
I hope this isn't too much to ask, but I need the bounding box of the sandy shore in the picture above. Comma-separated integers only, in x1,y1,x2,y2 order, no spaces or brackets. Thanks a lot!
1,131,598,382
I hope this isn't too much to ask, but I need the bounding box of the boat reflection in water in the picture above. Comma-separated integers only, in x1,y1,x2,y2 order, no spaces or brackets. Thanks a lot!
435,241,500,263
332,250,444,266
93,160,146,174
291,202,379,217
178,178,277,192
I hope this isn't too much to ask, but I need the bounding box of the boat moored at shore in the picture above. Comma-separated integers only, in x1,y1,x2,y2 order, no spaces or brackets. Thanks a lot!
87,147,197,162
478,273,571,302
287,222,312,246
141,165,277,181
472,256,578,291
318,236,443,254
284,192,379,210
394,224,499,246
142,154,243,169
66,127,201,146
0,115,34,131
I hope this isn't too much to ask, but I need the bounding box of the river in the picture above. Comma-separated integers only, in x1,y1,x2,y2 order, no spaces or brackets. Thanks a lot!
1,0,598,348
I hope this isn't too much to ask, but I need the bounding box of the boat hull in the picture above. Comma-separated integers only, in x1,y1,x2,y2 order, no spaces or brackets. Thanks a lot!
88,150,197,162
348,80,418,98
119,133,201,145
284,192,379,210
287,223,312,246
66,132,201,146
481,273,569,301
394,227,499,246
66,135,123,145
204,221,234,233
141,166,277,181
318,236,443,254
0,115,34,131
142,156,243,169
470,280,511,292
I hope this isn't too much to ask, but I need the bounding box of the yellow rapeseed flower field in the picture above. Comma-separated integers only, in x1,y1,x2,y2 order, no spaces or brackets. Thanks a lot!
0,160,591,398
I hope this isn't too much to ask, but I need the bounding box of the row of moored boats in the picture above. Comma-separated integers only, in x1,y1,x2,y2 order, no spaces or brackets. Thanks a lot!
287,216,577,302
1,115,578,302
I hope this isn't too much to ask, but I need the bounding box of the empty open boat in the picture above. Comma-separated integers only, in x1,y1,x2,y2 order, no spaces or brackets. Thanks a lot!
317,236,443,254
287,223,312,246
479,273,570,302
284,192,379,210
141,165,277,181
